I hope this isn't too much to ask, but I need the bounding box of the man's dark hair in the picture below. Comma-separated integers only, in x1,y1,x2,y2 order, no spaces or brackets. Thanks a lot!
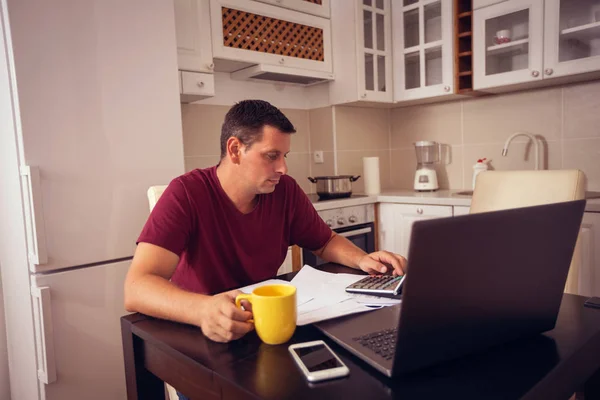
220,100,296,159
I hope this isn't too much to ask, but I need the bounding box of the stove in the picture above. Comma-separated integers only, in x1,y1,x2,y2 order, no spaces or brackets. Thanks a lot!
303,195,376,267
306,194,370,203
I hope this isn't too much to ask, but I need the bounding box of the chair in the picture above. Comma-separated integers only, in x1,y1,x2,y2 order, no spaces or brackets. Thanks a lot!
470,170,586,295
147,185,178,400
147,185,168,211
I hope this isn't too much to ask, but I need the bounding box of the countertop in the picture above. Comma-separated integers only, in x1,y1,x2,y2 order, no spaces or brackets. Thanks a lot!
309,190,600,213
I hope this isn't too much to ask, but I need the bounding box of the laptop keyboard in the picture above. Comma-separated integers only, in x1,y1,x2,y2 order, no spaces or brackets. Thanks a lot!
353,328,397,360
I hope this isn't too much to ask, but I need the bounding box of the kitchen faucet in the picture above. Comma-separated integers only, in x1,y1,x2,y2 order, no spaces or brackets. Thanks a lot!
502,131,540,170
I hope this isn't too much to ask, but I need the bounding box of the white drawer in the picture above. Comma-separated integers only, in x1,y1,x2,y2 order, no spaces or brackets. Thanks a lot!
391,204,453,217
180,71,215,96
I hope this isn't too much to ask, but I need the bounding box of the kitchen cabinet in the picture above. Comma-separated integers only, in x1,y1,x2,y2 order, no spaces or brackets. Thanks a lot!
378,203,452,257
573,212,600,297
392,0,455,101
254,0,331,19
210,0,333,73
174,0,214,73
179,71,215,103
453,205,471,216
329,0,393,104
543,0,600,79
474,0,544,90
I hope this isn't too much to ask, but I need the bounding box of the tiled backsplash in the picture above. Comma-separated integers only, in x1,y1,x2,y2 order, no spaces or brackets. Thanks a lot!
391,79,600,191
181,79,600,194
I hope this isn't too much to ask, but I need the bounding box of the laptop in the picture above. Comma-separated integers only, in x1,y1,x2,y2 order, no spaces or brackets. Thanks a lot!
316,200,586,377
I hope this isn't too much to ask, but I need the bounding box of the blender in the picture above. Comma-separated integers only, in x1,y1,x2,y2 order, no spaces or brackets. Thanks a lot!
413,141,440,191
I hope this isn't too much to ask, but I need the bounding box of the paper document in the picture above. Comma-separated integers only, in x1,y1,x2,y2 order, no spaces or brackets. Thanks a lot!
237,266,401,326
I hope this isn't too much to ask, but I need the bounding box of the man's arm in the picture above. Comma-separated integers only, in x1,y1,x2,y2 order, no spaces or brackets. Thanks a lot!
314,232,407,276
124,242,253,342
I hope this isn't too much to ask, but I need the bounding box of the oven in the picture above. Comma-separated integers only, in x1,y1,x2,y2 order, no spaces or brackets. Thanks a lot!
303,203,376,268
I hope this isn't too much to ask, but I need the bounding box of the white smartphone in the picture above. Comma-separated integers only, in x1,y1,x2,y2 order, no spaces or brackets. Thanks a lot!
288,340,350,382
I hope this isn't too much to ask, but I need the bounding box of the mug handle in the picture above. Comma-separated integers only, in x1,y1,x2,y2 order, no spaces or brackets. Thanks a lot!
235,294,254,323
235,293,252,309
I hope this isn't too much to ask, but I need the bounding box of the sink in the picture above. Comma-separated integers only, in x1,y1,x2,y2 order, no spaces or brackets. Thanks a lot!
453,190,600,199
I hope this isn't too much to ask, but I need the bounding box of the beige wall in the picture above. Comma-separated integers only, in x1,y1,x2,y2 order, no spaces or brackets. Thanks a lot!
391,79,600,191
181,79,600,194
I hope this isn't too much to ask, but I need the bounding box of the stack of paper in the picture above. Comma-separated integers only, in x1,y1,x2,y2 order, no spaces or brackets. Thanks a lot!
239,267,402,325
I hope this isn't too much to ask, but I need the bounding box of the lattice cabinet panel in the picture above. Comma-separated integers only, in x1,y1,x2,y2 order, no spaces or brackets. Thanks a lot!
221,7,324,61
211,0,332,72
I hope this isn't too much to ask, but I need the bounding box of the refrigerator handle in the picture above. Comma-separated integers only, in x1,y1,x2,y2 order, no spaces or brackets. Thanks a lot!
20,165,48,265
31,286,57,384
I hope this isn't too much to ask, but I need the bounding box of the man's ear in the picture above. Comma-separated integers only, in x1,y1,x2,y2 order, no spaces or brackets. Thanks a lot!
227,137,242,164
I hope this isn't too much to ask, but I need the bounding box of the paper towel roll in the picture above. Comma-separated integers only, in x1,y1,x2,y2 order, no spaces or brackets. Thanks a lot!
363,157,381,195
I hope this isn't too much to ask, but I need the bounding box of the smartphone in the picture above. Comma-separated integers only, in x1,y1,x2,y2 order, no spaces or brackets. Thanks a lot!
288,340,350,382
584,296,600,309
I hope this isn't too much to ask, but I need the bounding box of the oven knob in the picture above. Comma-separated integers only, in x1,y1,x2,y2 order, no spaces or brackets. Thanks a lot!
326,219,334,228
349,215,357,223
337,218,345,226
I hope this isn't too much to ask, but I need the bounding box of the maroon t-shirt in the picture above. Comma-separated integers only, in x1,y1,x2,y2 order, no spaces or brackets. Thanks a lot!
137,166,332,295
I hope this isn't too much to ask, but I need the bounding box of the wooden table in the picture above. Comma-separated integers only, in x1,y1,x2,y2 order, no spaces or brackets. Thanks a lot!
121,264,600,400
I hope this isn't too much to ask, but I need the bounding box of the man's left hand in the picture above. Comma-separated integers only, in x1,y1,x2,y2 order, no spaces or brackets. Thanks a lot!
358,251,407,276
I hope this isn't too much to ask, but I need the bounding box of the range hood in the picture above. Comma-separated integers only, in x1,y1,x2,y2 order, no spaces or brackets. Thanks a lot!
230,64,334,86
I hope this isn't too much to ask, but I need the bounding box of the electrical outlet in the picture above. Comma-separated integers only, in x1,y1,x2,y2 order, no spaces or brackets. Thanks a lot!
313,150,324,164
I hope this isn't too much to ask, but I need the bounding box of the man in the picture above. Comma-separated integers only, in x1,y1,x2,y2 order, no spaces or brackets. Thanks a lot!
124,100,407,344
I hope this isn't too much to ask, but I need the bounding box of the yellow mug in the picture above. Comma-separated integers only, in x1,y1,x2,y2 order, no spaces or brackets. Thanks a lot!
235,284,297,345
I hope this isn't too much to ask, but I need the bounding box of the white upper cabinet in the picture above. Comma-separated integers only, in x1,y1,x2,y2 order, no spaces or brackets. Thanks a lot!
330,0,393,104
174,0,215,73
393,0,455,101
544,0,600,79
210,0,332,73
474,0,544,90
254,0,331,19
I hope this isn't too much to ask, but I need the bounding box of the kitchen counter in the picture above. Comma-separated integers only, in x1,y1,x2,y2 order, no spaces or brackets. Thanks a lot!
308,190,600,213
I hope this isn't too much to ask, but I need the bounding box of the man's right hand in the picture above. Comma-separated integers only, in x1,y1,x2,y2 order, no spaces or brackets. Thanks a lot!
197,290,254,343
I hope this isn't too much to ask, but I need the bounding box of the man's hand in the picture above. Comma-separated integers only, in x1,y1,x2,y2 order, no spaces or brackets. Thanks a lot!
198,290,254,343
358,251,407,276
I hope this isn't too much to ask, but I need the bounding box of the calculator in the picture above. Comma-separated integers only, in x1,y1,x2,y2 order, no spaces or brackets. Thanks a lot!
345,275,406,296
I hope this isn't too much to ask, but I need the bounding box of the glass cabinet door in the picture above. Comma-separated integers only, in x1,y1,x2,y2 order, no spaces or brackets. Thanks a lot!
474,0,543,90
358,0,392,101
544,0,600,78
393,0,453,101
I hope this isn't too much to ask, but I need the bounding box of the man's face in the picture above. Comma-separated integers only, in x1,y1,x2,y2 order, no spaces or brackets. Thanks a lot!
238,125,291,194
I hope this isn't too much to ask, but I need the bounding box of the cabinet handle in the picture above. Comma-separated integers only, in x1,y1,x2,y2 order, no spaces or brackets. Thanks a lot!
417,208,423,214
444,85,450,92
531,70,540,77
279,57,285,64
545,68,553,76
360,93,367,99
197,81,205,88
208,63,214,70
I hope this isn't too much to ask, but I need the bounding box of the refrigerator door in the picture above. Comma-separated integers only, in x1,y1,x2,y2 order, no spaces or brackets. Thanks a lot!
32,260,131,400
8,0,185,273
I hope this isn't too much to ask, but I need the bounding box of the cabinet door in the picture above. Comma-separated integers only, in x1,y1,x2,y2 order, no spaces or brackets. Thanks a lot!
544,0,600,79
453,205,471,216
356,0,393,102
393,0,454,101
174,0,214,73
473,0,544,90
210,0,332,72
574,212,600,297
254,0,331,19
378,203,452,256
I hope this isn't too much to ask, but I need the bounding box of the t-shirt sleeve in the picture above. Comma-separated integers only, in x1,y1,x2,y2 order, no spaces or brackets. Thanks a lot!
137,178,193,256
289,180,332,251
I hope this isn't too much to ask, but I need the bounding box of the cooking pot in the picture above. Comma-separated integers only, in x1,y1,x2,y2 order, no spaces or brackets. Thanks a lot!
307,175,361,199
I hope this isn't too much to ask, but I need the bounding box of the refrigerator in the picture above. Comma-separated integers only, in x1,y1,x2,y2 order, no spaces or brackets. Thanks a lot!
0,0,185,399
